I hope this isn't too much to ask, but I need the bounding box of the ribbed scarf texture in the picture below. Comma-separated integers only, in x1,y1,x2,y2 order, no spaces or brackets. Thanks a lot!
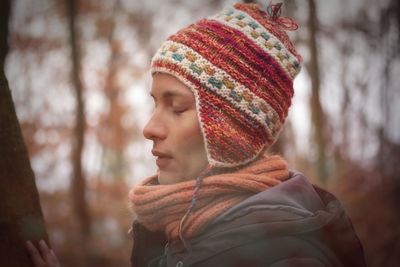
129,155,289,241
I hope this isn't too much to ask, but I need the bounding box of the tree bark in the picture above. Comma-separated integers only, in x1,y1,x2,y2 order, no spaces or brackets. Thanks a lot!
67,0,91,238
307,0,328,184
0,1,48,266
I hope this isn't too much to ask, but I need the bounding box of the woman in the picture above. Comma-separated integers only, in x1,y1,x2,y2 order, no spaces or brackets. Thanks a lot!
129,2,366,267
27,2,366,267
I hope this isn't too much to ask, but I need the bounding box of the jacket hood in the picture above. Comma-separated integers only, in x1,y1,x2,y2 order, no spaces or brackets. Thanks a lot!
204,172,340,236
169,172,365,266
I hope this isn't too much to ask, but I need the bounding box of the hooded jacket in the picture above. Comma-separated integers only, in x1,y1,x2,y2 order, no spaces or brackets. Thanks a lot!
130,172,366,267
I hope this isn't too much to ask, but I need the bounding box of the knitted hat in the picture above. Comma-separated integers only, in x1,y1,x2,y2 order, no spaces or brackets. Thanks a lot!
151,2,302,168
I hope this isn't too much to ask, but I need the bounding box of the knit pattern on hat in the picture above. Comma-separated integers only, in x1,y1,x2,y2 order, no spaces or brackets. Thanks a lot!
129,155,289,241
151,3,302,167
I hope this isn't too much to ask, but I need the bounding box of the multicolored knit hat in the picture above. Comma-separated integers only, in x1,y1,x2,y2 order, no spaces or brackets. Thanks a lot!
151,2,302,168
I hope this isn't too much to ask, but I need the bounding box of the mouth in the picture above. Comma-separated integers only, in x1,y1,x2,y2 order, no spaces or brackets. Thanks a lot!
152,149,173,168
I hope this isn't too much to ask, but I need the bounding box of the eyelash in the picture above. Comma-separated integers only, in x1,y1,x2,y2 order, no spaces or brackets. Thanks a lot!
151,101,188,115
173,109,187,115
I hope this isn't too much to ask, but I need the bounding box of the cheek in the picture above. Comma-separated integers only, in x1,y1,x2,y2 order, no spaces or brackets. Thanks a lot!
175,112,203,140
181,123,202,140
174,115,205,155
176,123,208,177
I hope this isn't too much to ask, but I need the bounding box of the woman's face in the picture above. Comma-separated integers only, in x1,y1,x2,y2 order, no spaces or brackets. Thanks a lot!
143,73,208,185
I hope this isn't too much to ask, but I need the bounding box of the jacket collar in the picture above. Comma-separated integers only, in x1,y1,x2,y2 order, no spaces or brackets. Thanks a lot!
168,172,348,264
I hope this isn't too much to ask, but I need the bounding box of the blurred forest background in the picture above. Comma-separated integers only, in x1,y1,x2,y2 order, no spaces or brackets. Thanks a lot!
3,0,400,266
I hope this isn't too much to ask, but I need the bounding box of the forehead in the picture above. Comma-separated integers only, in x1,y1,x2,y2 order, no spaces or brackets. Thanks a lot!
150,73,194,100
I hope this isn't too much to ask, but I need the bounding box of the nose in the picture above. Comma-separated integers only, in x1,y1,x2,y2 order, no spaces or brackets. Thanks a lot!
143,111,167,141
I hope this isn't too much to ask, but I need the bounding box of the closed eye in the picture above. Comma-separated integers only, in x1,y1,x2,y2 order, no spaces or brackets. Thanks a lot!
173,108,187,115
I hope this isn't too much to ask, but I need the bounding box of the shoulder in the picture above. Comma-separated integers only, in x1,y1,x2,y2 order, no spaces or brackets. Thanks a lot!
185,172,366,266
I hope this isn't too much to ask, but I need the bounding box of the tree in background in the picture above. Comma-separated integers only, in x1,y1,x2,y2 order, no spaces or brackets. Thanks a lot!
0,0,48,266
306,0,327,184
66,0,91,265
321,0,400,265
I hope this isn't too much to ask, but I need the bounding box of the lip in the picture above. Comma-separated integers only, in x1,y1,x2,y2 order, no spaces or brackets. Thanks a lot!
152,149,173,168
152,149,172,158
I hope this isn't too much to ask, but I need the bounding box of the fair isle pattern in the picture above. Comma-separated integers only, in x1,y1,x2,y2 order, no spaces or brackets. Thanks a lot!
170,19,294,121
233,3,302,62
151,3,302,167
210,7,301,79
152,40,282,137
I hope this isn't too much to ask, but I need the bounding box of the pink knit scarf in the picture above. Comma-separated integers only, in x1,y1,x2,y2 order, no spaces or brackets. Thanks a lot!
129,155,289,241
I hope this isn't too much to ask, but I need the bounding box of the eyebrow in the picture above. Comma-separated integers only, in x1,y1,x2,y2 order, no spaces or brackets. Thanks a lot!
150,90,189,100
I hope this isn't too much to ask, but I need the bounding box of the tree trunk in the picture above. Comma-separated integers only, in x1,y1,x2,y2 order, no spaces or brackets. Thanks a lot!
307,0,328,184
67,0,91,239
0,1,48,266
